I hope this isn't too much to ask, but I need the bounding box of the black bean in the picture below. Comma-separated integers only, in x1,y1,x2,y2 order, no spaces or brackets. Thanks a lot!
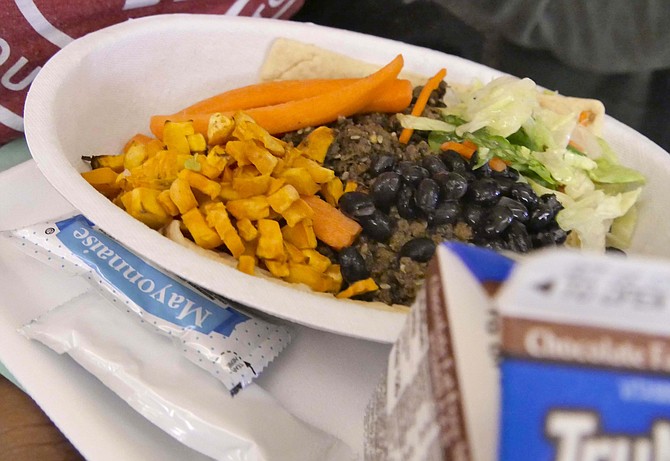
508,183,539,209
396,161,429,186
540,193,563,215
368,154,396,176
462,203,487,228
422,155,447,175
338,247,370,283
339,191,376,219
400,238,436,262
495,177,517,195
506,221,532,253
480,205,514,237
396,184,419,219
528,204,557,231
359,209,394,242
439,149,469,173
467,178,501,206
415,178,440,213
433,171,468,200
497,196,529,222
371,171,402,210
429,200,460,226
532,225,568,247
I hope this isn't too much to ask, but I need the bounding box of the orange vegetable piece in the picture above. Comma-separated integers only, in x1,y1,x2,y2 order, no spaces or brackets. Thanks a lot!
150,54,406,139
399,67,447,144
440,140,478,160
301,195,362,250
175,77,410,115
488,157,508,172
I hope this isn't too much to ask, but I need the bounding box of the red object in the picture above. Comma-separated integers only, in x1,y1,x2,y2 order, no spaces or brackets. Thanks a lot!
0,0,304,146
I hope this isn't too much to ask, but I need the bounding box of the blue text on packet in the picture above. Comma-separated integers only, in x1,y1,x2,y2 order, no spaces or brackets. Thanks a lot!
55,215,248,336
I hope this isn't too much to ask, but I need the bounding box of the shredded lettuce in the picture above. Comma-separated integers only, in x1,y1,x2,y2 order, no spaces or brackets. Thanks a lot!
396,114,455,133
445,76,539,138
395,74,645,252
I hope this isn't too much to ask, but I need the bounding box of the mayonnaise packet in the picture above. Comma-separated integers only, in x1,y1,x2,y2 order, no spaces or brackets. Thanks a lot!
3,214,291,394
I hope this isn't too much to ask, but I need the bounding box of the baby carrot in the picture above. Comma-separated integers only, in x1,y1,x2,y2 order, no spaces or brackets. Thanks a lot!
398,67,447,144
151,54,406,139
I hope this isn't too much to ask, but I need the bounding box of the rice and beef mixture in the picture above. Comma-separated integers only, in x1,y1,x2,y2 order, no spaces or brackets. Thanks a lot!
283,83,567,306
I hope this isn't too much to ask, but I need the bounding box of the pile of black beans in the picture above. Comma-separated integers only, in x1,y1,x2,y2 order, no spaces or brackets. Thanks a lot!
335,148,568,286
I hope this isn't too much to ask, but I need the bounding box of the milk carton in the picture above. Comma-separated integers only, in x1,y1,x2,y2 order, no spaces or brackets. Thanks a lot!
497,250,670,460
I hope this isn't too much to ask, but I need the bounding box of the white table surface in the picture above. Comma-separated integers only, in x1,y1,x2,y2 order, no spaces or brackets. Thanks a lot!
0,158,394,460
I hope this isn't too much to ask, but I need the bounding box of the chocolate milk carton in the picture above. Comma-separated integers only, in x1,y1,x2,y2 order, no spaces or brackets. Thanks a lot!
497,250,670,460
365,242,513,461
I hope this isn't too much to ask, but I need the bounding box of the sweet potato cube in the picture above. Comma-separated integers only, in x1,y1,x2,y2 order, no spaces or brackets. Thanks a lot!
233,174,271,199
208,113,235,146
181,207,223,250
224,140,252,166
344,181,358,193
177,169,221,199
219,183,240,201
88,153,126,172
256,219,284,260
157,189,180,216
232,112,285,156
236,218,258,241
237,255,256,275
265,259,290,278
320,177,344,206
284,242,307,263
285,263,332,292
226,196,270,221
281,220,317,249
267,184,300,214
187,133,207,153
244,142,279,176
81,167,121,198
336,278,380,299
169,177,198,214
146,139,166,158
281,198,314,227
293,156,335,183
206,203,245,258
279,168,320,195
297,126,334,163
302,249,332,273
121,187,171,229
324,264,343,293
123,142,148,170
163,121,195,156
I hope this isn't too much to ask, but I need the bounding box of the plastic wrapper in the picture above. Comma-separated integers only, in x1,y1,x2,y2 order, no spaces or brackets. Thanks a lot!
3,213,353,460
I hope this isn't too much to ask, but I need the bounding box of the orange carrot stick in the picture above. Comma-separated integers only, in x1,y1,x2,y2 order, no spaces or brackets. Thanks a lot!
150,54,406,139
488,156,508,172
301,195,362,250
150,78,412,140
179,78,411,115
440,140,477,159
398,67,447,144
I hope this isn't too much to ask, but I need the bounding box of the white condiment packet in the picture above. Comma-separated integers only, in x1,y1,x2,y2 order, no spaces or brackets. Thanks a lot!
20,288,353,461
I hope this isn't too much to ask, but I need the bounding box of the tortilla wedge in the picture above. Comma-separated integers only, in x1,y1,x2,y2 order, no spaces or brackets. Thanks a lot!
260,37,428,87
